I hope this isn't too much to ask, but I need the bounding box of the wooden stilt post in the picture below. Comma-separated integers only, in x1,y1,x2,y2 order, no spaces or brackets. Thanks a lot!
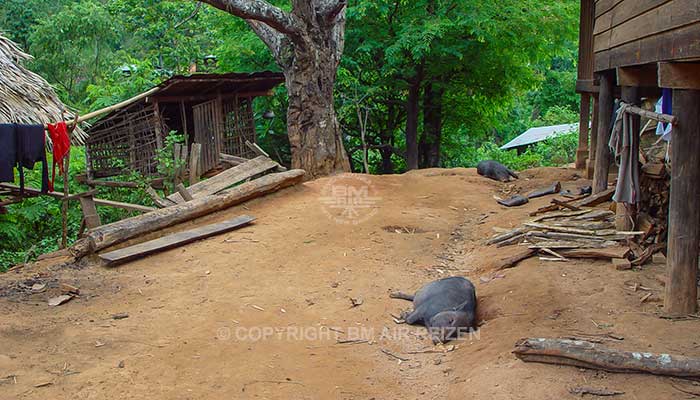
665,89,700,316
615,86,640,231
576,94,591,169
575,0,595,170
60,147,70,249
587,95,599,179
592,71,615,194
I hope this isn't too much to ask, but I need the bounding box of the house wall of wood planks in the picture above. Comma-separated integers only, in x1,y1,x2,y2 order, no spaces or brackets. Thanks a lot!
593,0,700,72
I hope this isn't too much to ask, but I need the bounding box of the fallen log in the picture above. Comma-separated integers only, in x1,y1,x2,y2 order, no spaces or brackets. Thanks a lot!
573,210,615,221
528,231,616,242
524,223,595,235
495,248,537,270
72,169,305,257
573,187,615,207
551,198,580,211
558,247,631,259
527,182,561,199
486,227,529,246
631,242,667,266
569,387,624,397
496,233,527,247
514,338,700,379
530,209,592,223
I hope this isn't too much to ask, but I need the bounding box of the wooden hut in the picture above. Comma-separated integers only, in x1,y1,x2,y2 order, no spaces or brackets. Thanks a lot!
576,0,700,315
85,72,284,179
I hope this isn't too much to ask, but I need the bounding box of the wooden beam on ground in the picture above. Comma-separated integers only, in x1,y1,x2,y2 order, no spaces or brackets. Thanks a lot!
79,196,102,229
246,140,269,157
592,71,615,194
167,156,279,203
175,183,194,201
494,248,537,270
616,65,658,87
73,169,305,256
658,62,700,90
144,186,175,208
99,215,255,266
220,153,250,166
514,338,700,379
572,187,615,208
665,89,700,316
558,246,631,259
245,141,287,171
0,184,155,212
189,143,202,185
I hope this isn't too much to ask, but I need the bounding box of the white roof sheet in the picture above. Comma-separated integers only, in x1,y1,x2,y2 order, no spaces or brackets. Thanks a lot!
500,123,579,150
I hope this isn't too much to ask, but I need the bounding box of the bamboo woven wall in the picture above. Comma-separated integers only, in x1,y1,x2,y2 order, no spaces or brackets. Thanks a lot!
223,96,257,159
86,95,260,178
86,104,163,178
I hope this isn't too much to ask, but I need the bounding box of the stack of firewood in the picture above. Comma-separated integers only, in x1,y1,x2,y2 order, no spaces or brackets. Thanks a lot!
488,206,665,270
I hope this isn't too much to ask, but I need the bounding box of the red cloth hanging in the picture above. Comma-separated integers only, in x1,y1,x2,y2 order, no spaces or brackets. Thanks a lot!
47,121,71,191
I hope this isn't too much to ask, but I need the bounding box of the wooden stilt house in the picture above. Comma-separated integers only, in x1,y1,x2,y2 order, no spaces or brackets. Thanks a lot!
85,72,284,179
576,0,700,315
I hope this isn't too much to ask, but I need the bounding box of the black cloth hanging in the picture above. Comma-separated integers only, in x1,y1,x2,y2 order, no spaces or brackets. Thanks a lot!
0,124,17,183
14,124,49,194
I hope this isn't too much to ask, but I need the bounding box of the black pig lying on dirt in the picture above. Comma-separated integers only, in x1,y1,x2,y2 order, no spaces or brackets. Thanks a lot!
391,276,477,343
477,160,519,182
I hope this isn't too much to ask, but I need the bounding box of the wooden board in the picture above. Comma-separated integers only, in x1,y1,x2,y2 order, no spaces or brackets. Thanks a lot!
79,196,102,229
73,169,305,256
559,246,631,259
99,215,255,266
166,156,279,203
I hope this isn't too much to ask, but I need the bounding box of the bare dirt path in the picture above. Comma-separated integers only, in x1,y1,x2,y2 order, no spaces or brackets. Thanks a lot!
0,167,697,399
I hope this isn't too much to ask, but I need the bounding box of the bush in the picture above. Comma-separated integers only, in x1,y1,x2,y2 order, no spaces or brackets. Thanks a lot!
0,148,155,271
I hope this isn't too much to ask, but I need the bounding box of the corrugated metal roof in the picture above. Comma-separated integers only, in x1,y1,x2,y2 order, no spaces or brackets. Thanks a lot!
500,123,579,150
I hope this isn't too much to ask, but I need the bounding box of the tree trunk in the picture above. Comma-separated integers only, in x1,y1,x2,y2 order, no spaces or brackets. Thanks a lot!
285,48,350,178
198,0,352,179
406,73,422,170
420,82,443,168
379,103,397,174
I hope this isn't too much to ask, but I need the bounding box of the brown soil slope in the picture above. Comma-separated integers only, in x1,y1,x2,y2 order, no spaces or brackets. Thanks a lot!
0,167,697,399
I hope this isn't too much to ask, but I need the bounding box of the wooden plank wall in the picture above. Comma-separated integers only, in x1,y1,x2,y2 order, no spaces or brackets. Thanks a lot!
593,0,700,71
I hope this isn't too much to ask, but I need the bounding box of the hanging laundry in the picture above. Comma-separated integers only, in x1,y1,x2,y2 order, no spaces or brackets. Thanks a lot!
655,89,673,142
47,121,71,191
0,124,17,183
609,104,640,205
15,124,49,194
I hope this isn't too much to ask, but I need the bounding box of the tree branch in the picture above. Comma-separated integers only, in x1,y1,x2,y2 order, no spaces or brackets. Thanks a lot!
319,0,347,23
246,20,294,68
173,3,203,30
197,0,301,35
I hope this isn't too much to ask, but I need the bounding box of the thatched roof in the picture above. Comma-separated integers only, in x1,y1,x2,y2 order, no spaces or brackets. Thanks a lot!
0,34,86,143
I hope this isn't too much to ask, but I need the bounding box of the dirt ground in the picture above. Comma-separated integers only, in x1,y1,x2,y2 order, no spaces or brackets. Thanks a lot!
1,167,699,399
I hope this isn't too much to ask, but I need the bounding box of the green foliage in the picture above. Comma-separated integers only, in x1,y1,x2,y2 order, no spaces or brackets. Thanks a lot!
0,148,156,271
27,0,121,104
156,131,187,193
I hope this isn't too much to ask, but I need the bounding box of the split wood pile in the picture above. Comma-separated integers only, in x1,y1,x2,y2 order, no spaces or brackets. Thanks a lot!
489,194,666,268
